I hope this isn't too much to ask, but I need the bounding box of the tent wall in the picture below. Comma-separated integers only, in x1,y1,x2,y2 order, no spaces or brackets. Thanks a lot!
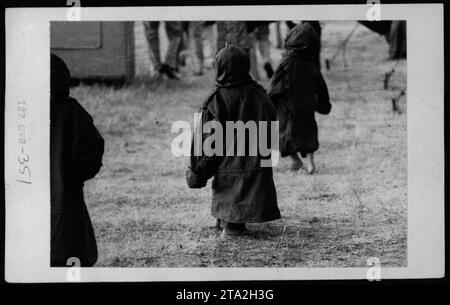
51,21,135,81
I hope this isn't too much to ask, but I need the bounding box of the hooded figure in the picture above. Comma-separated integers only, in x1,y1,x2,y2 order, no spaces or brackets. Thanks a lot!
268,23,331,174
50,53,104,266
286,21,322,69
186,44,281,236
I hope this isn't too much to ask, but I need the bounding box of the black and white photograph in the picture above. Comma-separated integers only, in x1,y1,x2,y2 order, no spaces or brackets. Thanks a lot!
4,3,445,283
49,19,408,268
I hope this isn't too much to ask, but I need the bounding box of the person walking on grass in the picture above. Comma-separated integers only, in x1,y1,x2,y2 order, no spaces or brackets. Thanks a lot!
268,23,331,174
50,53,104,266
247,21,275,79
143,21,183,79
186,43,281,237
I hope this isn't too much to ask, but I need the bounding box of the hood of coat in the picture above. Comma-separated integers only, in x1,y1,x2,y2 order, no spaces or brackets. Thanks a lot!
51,53,70,101
215,45,253,88
284,22,319,56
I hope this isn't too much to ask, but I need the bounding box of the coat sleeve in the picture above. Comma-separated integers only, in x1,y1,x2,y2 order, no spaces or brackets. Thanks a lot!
73,122,104,183
268,60,288,103
315,73,332,115
70,101,105,183
186,94,223,189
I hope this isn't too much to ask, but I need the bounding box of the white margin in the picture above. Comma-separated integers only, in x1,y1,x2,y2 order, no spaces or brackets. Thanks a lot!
4,4,445,282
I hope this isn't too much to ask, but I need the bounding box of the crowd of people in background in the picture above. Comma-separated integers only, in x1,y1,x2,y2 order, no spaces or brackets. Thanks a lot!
142,21,316,81
142,20,406,81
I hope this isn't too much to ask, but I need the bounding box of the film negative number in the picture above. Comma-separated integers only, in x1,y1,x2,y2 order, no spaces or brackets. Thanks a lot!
17,101,31,184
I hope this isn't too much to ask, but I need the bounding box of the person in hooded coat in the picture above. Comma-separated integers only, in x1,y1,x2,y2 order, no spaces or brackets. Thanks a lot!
286,21,322,70
50,53,104,266
186,43,281,236
268,23,331,174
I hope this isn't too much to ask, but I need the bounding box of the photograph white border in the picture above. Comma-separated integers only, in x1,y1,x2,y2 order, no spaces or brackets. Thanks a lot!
4,4,445,282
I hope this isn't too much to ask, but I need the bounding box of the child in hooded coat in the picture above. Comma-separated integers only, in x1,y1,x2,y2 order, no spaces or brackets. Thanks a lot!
50,53,104,266
186,44,281,236
268,23,331,174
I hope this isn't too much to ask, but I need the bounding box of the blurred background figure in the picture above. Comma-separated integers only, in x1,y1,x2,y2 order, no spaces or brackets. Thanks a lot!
216,21,259,80
201,21,218,68
178,21,208,76
190,21,207,75
178,21,191,67
247,21,275,80
216,21,251,53
275,21,284,49
358,20,406,60
143,21,182,79
177,21,219,76
388,20,406,60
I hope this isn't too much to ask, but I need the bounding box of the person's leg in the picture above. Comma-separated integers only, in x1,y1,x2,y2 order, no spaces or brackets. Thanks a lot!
305,153,316,174
143,21,162,72
247,31,260,81
215,218,222,229
275,21,283,49
290,153,303,170
164,21,183,71
256,24,274,79
222,221,246,236
177,21,190,67
204,23,217,59
192,21,205,75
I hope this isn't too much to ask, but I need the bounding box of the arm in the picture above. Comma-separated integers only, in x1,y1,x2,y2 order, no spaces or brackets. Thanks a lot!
73,122,105,183
268,59,288,103
186,96,224,188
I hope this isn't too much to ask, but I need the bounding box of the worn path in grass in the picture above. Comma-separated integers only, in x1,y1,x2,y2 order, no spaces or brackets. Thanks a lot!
73,21,407,267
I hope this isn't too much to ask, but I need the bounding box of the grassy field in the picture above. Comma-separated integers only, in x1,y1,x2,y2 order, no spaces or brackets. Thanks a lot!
72,21,407,267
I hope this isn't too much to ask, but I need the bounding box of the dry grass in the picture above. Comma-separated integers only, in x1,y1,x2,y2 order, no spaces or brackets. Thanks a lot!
72,21,407,267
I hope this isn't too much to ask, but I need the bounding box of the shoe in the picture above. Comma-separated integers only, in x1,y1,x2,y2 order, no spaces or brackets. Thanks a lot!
159,64,179,80
298,164,315,175
215,218,222,230
150,71,163,81
221,222,247,237
178,51,189,67
264,62,274,79
290,160,303,171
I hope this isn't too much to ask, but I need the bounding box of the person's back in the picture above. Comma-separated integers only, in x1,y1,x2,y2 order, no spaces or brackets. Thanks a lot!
187,45,281,236
50,53,104,266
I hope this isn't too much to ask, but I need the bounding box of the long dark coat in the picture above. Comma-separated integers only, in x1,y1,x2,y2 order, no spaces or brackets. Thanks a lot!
186,46,281,224
50,53,104,267
268,23,331,158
